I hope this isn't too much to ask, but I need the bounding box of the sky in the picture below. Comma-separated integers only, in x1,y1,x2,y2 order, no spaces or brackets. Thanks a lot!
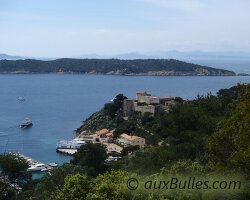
0,0,250,57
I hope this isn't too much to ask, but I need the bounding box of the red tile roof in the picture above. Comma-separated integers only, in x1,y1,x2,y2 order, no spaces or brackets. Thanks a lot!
160,96,174,101
136,91,146,94
96,129,109,136
120,133,141,141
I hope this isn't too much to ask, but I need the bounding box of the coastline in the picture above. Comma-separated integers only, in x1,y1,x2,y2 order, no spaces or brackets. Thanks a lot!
0,71,236,76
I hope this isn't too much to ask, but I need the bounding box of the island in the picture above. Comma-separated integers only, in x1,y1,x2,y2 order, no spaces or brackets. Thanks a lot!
0,58,235,76
237,73,249,76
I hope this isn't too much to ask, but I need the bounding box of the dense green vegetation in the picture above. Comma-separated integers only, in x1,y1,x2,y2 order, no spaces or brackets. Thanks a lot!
70,143,108,176
0,58,235,75
205,85,250,175
0,84,249,199
0,153,32,199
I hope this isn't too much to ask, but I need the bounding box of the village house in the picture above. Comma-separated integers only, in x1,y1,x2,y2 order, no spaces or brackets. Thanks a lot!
95,128,113,143
105,143,123,155
118,133,145,148
96,128,109,137
78,128,113,144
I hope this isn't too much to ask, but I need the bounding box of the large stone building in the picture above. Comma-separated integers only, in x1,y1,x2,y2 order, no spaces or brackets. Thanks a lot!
123,91,175,117
136,91,160,104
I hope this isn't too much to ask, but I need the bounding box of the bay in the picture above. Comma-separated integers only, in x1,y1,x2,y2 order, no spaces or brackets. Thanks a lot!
0,74,249,164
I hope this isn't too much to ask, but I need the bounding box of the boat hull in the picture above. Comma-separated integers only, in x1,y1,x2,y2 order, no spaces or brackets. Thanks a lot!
20,123,33,128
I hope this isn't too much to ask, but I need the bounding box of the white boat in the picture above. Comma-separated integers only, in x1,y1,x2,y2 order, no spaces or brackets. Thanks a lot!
28,164,45,171
18,96,25,101
20,118,32,128
41,168,49,172
48,163,58,167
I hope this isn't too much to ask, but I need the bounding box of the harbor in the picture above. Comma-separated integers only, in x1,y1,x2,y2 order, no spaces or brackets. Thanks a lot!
56,130,123,163
11,152,58,172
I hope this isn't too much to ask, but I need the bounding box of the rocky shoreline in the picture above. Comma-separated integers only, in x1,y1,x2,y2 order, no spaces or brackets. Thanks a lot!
1,70,236,76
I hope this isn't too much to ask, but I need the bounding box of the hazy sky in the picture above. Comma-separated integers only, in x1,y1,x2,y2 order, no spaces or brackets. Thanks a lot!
0,0,250,57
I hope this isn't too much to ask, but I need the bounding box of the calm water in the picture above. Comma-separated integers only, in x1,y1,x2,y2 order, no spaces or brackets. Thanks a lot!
0,75,249,164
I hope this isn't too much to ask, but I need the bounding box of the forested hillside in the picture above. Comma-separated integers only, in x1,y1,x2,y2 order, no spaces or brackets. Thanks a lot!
0,58,235,75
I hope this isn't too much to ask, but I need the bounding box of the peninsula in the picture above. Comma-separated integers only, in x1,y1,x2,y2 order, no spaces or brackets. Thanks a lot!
0,58,235,76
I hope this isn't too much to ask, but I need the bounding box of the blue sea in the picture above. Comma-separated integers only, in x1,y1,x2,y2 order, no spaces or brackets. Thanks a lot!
0,74,249,165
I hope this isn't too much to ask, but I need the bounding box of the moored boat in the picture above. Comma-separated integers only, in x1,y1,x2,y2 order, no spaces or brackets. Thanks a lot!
18,96,25,101
48,162,58,167
20,118,32,128
41,168,49,172
28,163,45,171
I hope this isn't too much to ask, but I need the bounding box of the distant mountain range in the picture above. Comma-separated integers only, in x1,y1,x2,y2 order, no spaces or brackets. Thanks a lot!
1,51,250,60
144,50,250,60
0,53,23,60
0,53,54,61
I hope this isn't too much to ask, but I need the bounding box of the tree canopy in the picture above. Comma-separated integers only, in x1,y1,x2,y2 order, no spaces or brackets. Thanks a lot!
205,84,250,175
0,153,31,187
70,143,108,176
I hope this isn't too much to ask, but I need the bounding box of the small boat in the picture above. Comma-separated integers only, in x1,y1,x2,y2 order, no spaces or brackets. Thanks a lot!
48,163,58,167
18,96,25,101
28,164,45,171
20,118,32,128
41,168,49,172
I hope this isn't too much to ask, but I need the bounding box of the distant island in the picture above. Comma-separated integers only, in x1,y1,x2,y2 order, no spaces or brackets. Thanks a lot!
0,58,235,76
237,73,249,76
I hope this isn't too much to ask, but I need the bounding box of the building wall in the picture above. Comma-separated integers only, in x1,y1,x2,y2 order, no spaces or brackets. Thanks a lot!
143,96,160,104
136,93,159,105
160,99,175,106
136,92,150,102
118,137,145,148
131,138,145,148
134,105,155,116
123,99,135,117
